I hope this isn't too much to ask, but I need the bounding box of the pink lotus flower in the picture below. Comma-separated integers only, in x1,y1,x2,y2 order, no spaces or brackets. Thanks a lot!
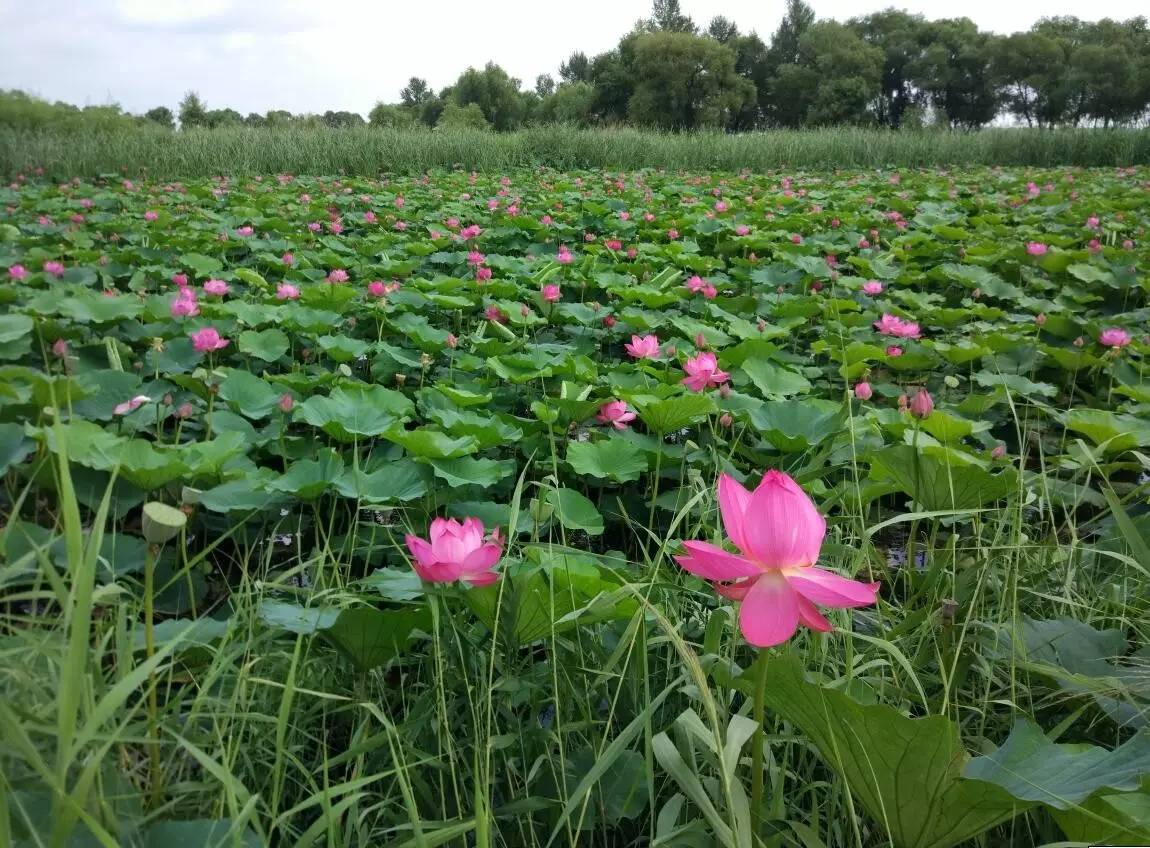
484,305,507,324
405,517,503,585
886,345,903,357
52,338,69,358
854,382,873,400
597,400,636,430
446,333,458,349
991,444,1006,459
8,264,27,281
714,201,728,213
190,327,228,353
791,234,802,245
625,334,660,359
1086,216,1099,229
541,284,560,303
541,215,553,226
144,210,158,222
909,388,933,419
203,279,230,296
681,352,729,392
476,266,492,281
236,226,254,237
467,250,485,267
276,282,300,300
278,394,294,413
460,224,481,240
1099,328,1131,348
674,471,879,647
43,261,65,278
113,395,151,416
367,280,388,297
1123,239,1134,250
364,211,377,224
1026,242,1047,256
282,252,295,266
170,291,200,318
556,247,573,264
667,229,679,240
327,269,349,284
172,273,189,287
861,281,883,296
735,224,750,236
874,313,921,339
307,222,322,233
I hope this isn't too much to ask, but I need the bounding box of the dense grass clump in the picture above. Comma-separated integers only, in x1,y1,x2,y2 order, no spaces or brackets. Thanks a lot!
2,125,1150,178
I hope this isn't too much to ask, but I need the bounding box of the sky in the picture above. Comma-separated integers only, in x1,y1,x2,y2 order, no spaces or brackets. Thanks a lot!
1,0,1147,118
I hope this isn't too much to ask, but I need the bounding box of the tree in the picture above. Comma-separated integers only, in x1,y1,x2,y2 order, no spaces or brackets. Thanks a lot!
419,98,445,127
728,32,772,129
142,106,174,129
178,91,207,129
322,110,365,128
243,112,266,127
910,19,1000,128
369,103,415,128
767,0,816,69
645,0,696,34
535,74,556,98
993,31,1069,126
627,31,756,129
265,110,296,128
800,22,884,125
588,35,641,124
559,51,591,83
538,81,596,125
435,102,490,131
204,107,243,128
850,10,929,128
451,63,525,130
400,77,431,108
707,15,739,43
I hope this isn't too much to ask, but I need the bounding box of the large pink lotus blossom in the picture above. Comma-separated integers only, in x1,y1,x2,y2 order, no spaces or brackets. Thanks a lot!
861,280,883,296
1026,242,1047,256
625,334,660,359
327,269,349,284
674,471,879,647
113,395,151,416
190,327,229,353
203,279,230,296
276,283,300,300
170,290,200,318
556,246,573,264
874,313,921,339
681,352,729,392
405,517,503,585
1099,328,1131,348
8,264,27,281
43,261,65,278
541,284,561,302
597,400,636,430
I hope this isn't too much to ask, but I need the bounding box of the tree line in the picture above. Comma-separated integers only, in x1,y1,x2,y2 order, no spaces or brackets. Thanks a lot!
4,0,1150,134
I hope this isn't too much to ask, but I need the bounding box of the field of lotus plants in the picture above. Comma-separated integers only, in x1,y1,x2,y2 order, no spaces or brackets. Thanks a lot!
1,165,1148,847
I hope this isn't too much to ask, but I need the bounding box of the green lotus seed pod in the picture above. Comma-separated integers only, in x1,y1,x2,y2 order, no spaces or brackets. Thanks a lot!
142,502,187,545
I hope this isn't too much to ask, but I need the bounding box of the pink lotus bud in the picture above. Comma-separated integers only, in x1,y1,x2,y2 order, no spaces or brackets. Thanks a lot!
854,382,873,400
718,412,733,427
910,388,934,419
991,444,1006,459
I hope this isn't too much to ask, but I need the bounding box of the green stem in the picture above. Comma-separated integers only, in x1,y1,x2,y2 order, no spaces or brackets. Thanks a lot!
144,544,162,808
750,649,769,842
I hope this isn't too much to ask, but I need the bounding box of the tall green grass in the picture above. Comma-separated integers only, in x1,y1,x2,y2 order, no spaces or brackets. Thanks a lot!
2,125,1149,177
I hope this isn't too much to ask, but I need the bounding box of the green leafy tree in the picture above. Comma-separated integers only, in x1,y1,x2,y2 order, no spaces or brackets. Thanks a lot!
910,19,1000,128
767,0,816,69
644,0,695,33
535,74,556,98
264,110,296,128
142,106,174,129
435,101,491,131
627,31,755,129
369,102,415,128
419,98,445,127
727,32,772,129
707,15,739,43
587,39,639,124
559,51,591,83
178,91,208,129
243,112,266,127
538,81,596,125
204,108,243,128
993,32,1069,126
322,110,365,128
850,10,930,128
451,63,525,130
400,77,432,108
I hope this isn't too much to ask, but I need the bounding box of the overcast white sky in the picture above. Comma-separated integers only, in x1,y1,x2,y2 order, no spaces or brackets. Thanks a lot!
1,0,1146,117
